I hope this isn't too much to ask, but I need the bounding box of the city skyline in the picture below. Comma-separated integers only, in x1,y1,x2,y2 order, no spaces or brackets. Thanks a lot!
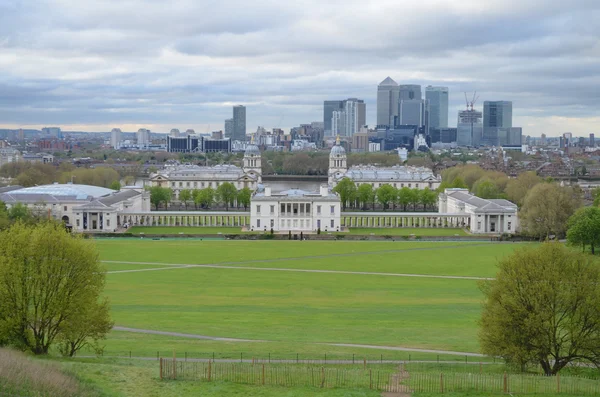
0,1,599,137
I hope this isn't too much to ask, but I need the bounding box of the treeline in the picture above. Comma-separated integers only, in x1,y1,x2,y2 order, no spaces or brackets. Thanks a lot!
0,202,45,230
333,178,438,211
261,152,403,175
148,183,252,211
0,161,120,188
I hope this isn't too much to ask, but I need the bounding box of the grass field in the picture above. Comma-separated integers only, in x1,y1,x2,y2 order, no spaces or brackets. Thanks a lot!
97,240,528,357
128,226,255,234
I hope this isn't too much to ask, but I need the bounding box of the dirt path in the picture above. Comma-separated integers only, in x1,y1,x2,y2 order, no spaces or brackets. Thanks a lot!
381,364,412,396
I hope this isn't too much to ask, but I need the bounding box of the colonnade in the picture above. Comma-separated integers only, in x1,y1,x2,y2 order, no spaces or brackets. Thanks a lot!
120,212,250,227
340,214,471,229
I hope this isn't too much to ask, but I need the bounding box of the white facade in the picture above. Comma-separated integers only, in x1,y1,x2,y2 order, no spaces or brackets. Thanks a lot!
137,128,150,147
250,185,341,232
110,128,122,149
0,148,21,168
438,188,518,234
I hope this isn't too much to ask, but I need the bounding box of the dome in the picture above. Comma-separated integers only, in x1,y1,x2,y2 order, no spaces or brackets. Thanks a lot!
7,184,115,200
330,144,346,157
245,144,260,156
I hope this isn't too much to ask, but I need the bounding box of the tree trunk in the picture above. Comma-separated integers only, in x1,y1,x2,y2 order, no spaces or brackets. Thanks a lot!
592,244,595,255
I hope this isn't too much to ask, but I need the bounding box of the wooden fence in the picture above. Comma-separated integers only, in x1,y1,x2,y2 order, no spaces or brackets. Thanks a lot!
159,359,600,394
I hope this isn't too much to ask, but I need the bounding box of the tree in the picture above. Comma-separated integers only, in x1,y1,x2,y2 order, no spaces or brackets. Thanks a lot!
375,184,396,211
124,175,136,186
148,186,173,210
397,187,412,211
216,182,237,210
198,187,215,209
567,207,600,254
109,180,121,191
357,184,374,210
333,178,357,210
179,189,192,210
520,183,581,239
57,298,113,357
473,177,501,199
479,243,600,375
505,172,541,207
450,177,467,189
419,188,438,211
8,203,31,223
0,201,9,230
592,187,600,207
0,222,112,355
409,188,420,211
237,187,252,210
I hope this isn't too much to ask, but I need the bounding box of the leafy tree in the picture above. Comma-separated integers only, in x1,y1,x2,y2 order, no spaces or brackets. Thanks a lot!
57,298,113,357
419,188,438,211
357,184,374,210
480,243,600,375
592,187,600,207
8,203,31,223
198,187,215,209
0,222,112,355
0,202,9,230
450,177,467,189
505,172,541,207
333,178,357,210
396,187,411,211
376,184,396,211
520,183,581,239
109,180,121,191
178,189,192,210
237,187,252,210
473,177,501,199
147,186,173,210
123,175,136,186
409,188,420,211
216,182,237,210
567,207,600,254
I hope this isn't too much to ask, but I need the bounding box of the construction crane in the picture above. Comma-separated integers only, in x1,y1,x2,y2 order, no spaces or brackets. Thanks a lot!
464,92,479,111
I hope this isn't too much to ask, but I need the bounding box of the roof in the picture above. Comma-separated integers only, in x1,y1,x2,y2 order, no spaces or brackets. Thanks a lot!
0,185,23,194
379,77,398,87
446,190,517,214
253,188,339,202
245,144,260,156
339,166,440,182
2,184,114,201
151,164,254,181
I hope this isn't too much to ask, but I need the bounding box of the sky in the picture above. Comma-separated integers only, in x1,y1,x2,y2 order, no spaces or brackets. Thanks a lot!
0,0,599,137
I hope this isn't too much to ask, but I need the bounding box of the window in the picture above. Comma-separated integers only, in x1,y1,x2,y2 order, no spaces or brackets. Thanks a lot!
477,222,481,230
280,203,285,214
256,205,261,215
415,184,419,189
171,182,175,187
270,205,275,215
63,206,67,211
201,182,205,188
194,182,197,187
508,222,512,231
330,220,334,228
317,219,321,229
186,182,190,187
408,184,412,188
270,219,274,228
330,205,335,214
257,219,261,228
107,219,110,227
179,182,182,187
401,183,404,187
306,204,310,213
76,219,80,227
317,205,321,215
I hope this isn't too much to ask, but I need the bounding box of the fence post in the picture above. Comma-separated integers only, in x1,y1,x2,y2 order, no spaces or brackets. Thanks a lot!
437,354,439,363
173,351,177,380
364,358,366,370
185,352,187,362
325,353,327,363
409,354,411,362
370,369,372,389
440,373,444,393
381,354,383,363
262,363,265,385
240,352,243,363
321,367,325,388
159,357,163,380
129,350,131,359
353,354,355,364
269,353,270,363
503,372,507,393
296,353,299,363
465,355,467,364
157,351,159,361
557,373,560,393
208,360,212,382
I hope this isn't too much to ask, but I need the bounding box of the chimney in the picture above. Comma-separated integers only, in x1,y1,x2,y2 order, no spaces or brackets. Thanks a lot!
264,186,271,197
320,185,329,197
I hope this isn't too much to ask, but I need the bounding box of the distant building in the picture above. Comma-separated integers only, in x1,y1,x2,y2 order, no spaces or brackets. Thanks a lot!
0,148,21,167
212,130,224,140
483,101,512,145
110,128,122,149
376,77,400,127
167,135,231,153
425,86,449,132
136,128,150,147
224,118,234,138
233,105,246,141
323,100,344,136
591,133,596,147
351,133,369,152
438,188,519,234
42,127,62,139
331,110,346,137
399,85,422,101
170,129,180,137
430,128,457,144
324,98,365,137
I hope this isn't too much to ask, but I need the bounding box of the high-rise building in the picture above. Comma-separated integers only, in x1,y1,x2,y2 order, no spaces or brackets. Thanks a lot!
483,101,513,146
344,98,366,137
324,100,344,136
457,109,483,147
399,99,428,128
170,129,180,137
331,110,346,137
541,133,547,146
224,118,234,138
426,86,449,132
110,128,122,149
233,105,246,141
377,77,399,127
42,127,62,139
399,85,422,101
563,132,573,147
136,128,150,147
589,133,595,147
352,133,369,152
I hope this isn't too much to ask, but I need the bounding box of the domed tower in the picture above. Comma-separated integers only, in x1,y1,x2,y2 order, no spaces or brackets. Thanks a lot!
243,135,262,183
328,135,347,186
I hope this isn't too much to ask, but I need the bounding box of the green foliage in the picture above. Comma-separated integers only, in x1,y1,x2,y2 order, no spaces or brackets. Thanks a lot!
567,207,600,254
480,243,600,375
109,180,121,191
450,177,468,189
356,184,374,210
397,187,412,211
0,222,111,355
194,187,216,209
592,187,600,207
7,203,31,223
472,177,501,199
237,187,252,210
520,183,582,239
147,186,173,210
505,171,542,207
178,189,192,210
375,184,395,210
419,188,438,211
216,182,237,210
332,178,357,210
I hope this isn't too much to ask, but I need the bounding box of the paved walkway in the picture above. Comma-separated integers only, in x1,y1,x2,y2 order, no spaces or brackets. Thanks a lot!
112,326,486,357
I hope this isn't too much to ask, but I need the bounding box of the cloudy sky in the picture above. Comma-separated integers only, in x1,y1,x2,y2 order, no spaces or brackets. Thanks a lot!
1,0,599,136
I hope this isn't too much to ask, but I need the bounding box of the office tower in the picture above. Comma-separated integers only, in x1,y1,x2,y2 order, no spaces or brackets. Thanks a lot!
344,98,366,136
352,133,369,152
563,132,573,147
377,77,399,127
224,118,234,138
399,85,422,101
426,86,449,131
233,105,246,141
590,133,595,147
170,129,180,137
42,127,62,139
136,128,150,147
457,109,483,147
324,100,344,136
430,128,457,144
541,133,547,146
110,128,122,149
399,99,428,127
331,110,346,137
483,101,512,145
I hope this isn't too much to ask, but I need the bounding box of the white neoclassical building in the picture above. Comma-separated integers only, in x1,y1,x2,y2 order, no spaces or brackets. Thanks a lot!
0,183,150,232
328,137,441,190
250,185,341,233
438,188,519,234
149,143,262,199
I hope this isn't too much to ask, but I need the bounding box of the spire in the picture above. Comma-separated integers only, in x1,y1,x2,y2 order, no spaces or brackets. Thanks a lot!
251,133,255,144
336,135,340,145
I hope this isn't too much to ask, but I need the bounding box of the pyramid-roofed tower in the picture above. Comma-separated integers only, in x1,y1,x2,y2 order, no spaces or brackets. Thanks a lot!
379,76,398,86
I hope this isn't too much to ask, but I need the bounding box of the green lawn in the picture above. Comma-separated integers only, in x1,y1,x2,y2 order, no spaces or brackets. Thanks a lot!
128,226,254,234
97,240,532,355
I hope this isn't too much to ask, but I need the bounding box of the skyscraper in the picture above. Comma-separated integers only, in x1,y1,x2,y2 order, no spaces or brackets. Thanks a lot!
224,118,234,138
324,100,344,136
233,105,246,141
457,109,483,147
344,98,366,136
590,133,595,147
110,128,122,149
426,86,449,132
136,128,150,147
483,101,513,146
331,110,346,137
377,77,399,127
399,99,428,128
399,85,422,101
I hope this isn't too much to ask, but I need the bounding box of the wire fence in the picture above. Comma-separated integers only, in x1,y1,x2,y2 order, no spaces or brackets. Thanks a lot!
158,360,600,395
